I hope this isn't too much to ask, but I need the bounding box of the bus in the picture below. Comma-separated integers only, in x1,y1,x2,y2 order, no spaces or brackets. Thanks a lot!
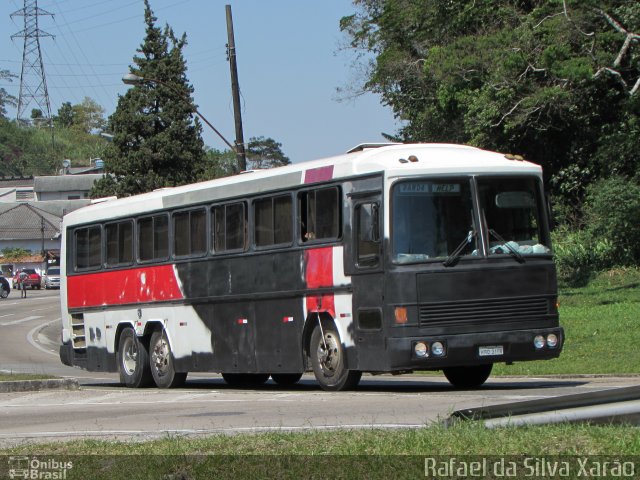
59,143,563,391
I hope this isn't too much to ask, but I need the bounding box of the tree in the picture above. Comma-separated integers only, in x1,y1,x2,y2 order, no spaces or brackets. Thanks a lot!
0,70,17,119
71,97,106,133
197,147,237,181
246,136,290,169
56,102,74,128
340,1,640,223
91,0,205,198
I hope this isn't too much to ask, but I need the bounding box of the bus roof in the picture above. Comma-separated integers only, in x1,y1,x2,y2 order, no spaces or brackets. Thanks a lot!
64,143,543,226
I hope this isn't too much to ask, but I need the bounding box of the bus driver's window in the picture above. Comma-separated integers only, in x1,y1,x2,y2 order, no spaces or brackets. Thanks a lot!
356,202,380,268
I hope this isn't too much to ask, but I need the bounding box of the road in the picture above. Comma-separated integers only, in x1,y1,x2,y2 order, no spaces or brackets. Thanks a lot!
0,289,638,447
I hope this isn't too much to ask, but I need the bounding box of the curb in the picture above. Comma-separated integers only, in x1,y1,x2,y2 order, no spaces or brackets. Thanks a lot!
0,378,80,393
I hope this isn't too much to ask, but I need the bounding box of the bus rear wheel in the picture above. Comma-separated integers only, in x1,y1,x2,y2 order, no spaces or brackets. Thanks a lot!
149,330,187,388
310,323,361,391
443,364,493,389
117,327,153,388
270,373,303,386
221,373,270,387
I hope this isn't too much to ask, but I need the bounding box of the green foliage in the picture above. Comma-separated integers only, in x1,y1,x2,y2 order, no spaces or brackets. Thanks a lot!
246,136,291,169
583,176,640,264
552,228,614,286
341,1,640,224
552,176,640,285
92,0,205,198
0,117,109,177
0,70,17,119
0,247,32,260
70,97,106,133
196,147,237,181
55,102,74,128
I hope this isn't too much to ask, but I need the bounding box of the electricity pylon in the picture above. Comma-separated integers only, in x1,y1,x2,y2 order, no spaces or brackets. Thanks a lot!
11,0,54,125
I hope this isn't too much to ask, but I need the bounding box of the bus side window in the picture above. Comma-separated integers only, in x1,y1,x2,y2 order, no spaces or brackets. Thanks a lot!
105,220,133,267
75,226,102,270
356,202,380,267
299,187,340,242
212,202,246,252
254,195,292,247
138,214,169,262
173,208,207,258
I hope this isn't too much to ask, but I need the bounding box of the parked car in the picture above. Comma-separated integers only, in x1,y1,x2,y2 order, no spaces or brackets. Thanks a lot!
12,269,41,289
42,267,61,289
0,276,9,298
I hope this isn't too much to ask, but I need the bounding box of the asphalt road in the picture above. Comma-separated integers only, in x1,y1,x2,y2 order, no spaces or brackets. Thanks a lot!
1,289,638,447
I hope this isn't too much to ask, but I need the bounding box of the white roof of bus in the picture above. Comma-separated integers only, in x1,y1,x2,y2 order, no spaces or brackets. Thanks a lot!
64,143,543,226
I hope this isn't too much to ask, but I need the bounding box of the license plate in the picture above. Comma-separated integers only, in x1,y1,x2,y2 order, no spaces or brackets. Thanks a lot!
479,345,504,357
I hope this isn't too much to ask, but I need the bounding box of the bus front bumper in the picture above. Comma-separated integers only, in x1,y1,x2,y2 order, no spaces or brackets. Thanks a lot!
387,327,564,370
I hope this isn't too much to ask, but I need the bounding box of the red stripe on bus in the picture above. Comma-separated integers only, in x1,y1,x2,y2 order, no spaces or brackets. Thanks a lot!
304,247,335,318
67,265,183,309
304,165,334,184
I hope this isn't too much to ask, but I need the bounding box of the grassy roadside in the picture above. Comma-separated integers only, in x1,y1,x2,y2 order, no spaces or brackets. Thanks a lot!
0,373,55,382
494,267,640,376
2,424,639,478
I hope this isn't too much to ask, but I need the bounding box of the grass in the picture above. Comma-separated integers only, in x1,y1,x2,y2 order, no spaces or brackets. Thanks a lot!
0,372,55,382
3,424,639,479
494,267,640,376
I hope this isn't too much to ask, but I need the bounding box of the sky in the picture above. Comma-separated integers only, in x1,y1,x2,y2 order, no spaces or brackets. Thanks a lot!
1,0,400,164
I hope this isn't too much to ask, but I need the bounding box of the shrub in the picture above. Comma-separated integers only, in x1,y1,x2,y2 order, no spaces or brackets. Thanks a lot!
552,228,614,287
583,176,640,266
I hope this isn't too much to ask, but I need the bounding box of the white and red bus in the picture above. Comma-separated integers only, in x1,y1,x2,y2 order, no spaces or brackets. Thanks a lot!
59,143,563,390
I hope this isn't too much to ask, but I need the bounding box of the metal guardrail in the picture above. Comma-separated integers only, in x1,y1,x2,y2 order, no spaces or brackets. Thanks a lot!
446,385,640,427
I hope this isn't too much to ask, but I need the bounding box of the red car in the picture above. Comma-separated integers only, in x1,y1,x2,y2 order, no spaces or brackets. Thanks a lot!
12,269,42,289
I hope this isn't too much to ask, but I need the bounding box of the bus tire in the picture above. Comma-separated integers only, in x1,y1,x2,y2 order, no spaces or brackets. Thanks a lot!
310,323,361,391
222,373,270,387
117,327,153,388
150,330,187,388
270,373,303,386
443,364,493,389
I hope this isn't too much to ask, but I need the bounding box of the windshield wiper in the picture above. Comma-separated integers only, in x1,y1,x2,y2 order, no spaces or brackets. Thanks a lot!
443,229,475,267
488,229,525,263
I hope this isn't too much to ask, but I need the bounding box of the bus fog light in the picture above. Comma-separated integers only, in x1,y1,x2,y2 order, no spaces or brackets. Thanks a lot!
533,335,545,349
414,342,429,358
431,341,445,357
546,334,558,348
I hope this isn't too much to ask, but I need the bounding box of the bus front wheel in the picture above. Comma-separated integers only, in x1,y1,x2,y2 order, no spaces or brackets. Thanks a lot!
149,330,187,388
117,327,153,388
310,323,361,391
443,364,493,389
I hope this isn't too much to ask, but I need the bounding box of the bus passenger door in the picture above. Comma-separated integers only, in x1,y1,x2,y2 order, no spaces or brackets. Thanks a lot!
349,194,386,371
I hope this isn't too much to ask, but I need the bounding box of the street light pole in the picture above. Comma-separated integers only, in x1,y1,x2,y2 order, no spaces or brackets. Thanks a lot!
121,73,237,154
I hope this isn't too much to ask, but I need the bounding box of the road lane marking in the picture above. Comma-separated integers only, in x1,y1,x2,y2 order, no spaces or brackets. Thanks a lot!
0,313,14,318
27,318,60,356
0,298,56,306
0,315,44,326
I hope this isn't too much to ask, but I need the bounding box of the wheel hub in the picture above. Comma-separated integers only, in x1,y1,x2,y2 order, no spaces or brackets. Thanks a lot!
317,332,340,375
152,337,170,376
122,338,137,375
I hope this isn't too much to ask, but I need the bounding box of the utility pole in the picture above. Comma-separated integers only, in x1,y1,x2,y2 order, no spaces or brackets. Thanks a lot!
225,5,247,172
11,0,54,129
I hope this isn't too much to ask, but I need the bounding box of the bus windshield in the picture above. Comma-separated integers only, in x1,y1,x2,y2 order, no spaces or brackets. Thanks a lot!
392,179,476,263
392,176,551,264
478,176,551,257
